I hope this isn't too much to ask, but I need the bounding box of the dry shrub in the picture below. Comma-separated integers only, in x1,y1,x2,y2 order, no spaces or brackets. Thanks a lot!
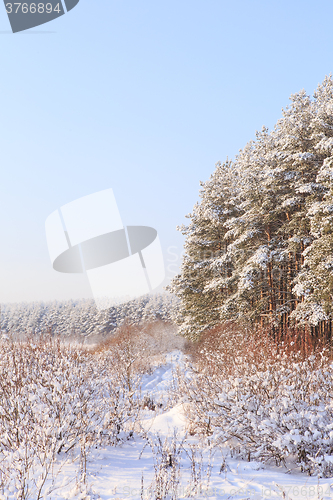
93,321,186,354
91,322,149,387
0,334,144,498
188,322,332,375
92,320,187,382
180,322,333,476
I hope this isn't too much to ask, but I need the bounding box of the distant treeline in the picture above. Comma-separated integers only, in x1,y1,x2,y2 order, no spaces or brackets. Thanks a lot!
0,293,179,339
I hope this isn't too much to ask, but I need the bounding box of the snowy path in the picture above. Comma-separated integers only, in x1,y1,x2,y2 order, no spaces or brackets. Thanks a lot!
57,437,333,500
25,350,333,499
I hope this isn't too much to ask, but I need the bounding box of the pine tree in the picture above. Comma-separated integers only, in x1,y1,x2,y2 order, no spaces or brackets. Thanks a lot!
291,76,333,328
168,160,241,339
171,75,333,339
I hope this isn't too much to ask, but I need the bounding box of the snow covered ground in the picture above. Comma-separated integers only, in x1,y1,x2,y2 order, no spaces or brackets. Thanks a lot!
58,442,333,500
33,350,333,500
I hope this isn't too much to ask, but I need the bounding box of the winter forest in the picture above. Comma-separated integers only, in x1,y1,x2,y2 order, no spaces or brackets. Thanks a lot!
3,76,333,498
0,294,178,340
170,75,333,340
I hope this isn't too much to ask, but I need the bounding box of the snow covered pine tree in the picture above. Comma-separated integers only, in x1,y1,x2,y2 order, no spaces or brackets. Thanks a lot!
170,75,333,340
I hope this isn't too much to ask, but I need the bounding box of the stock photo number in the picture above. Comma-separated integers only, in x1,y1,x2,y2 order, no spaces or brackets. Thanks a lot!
5,2,61,13
3,0,68,33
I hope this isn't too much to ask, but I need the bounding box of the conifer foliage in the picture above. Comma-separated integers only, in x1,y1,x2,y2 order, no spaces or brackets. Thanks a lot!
170,76,333,340
0,294,178,339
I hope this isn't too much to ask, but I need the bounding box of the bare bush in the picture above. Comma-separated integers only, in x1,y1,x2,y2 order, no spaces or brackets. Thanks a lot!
180,322,333,477
0,331,148,497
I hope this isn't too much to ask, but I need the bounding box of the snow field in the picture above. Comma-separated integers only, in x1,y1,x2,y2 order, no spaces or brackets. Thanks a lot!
1,323,333,499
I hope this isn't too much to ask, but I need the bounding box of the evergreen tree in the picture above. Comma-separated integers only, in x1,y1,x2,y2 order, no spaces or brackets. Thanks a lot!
171,75,333,339
291,76,333,327
168,160,241,339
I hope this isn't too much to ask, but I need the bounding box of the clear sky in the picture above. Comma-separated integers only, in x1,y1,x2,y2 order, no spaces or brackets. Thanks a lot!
1,0,333,303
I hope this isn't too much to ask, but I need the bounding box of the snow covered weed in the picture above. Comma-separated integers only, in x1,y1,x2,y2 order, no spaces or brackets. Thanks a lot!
181,439,216,497
0,333,150,498
139,430,186,500
138,430,217,500
181,323,333,477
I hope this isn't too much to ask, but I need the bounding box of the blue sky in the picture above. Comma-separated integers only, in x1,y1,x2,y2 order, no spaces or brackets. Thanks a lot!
1,0,333,303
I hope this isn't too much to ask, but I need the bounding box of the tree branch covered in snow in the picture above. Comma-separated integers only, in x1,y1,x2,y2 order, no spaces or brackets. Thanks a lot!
169,75,333,339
